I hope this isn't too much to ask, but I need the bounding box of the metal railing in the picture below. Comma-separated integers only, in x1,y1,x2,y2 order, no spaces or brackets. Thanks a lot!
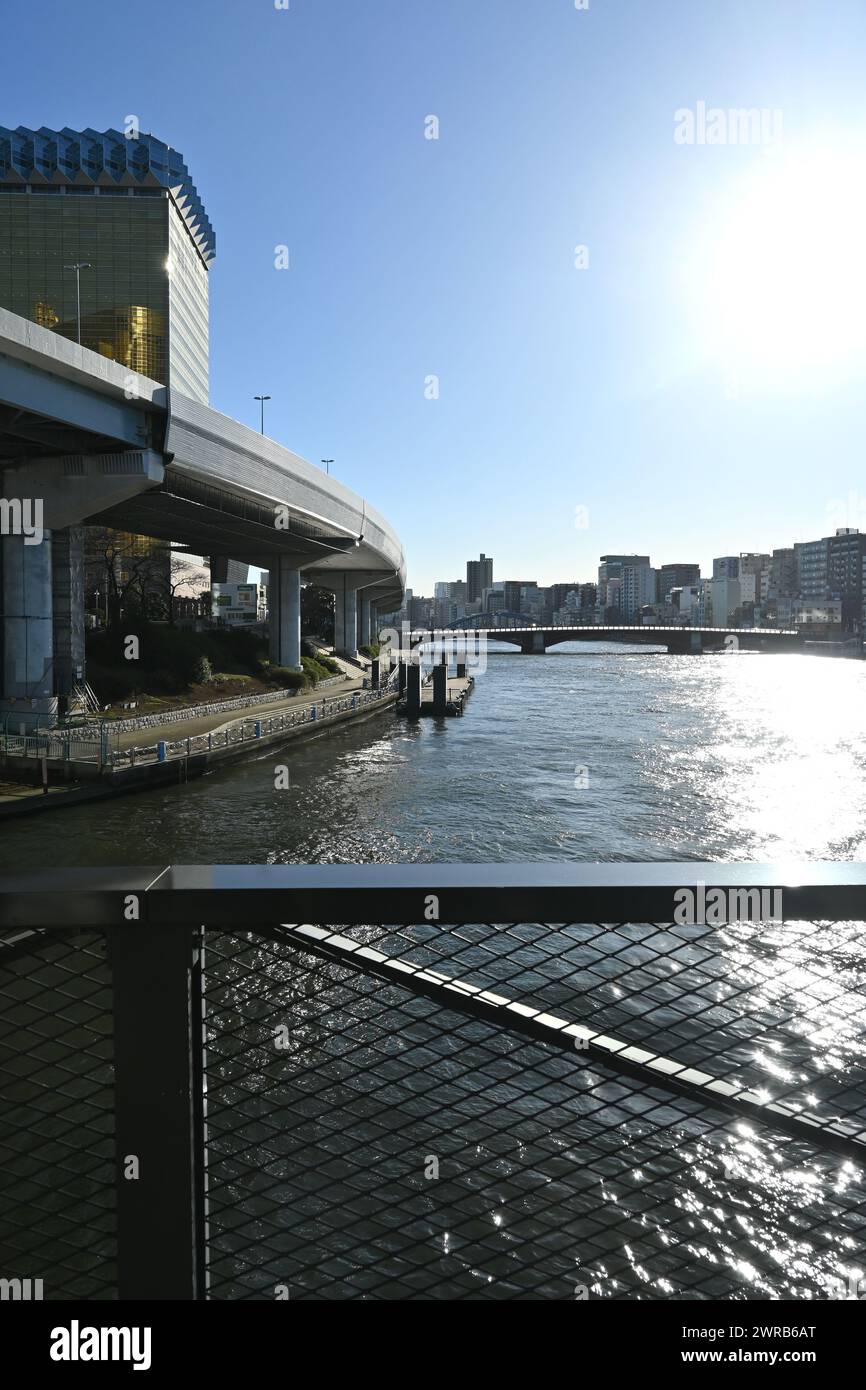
0,729,113,764
2,863,865,1301
0,680,399,772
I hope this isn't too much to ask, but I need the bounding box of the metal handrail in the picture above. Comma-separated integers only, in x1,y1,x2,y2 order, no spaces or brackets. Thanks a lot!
2,861,864,925
0,682,398,771
2,861,864,1302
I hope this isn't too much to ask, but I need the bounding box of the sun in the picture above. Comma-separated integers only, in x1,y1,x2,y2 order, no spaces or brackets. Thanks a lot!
688,145,866,393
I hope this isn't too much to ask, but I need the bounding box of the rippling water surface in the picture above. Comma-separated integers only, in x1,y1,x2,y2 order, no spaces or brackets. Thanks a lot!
6,645,866,867
9,646,866,1298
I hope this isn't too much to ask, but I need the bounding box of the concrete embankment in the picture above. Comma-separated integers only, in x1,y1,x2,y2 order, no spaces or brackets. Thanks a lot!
0,682,398,818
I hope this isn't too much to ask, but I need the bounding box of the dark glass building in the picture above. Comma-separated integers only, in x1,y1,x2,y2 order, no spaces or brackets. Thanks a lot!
0,125,215,402
657,562,701,602
466,553,494,605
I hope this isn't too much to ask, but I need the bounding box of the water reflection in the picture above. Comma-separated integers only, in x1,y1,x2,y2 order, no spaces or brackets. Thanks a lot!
7,647,866,1298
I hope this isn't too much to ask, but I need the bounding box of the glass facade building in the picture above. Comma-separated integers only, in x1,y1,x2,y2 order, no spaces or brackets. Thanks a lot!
0,126,215,403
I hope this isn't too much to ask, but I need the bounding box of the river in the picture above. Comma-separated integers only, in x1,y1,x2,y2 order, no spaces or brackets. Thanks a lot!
10,645,866,1299
4,644,866,867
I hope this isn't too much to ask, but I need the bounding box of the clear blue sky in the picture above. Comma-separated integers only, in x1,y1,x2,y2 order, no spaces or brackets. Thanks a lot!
6,0,866,592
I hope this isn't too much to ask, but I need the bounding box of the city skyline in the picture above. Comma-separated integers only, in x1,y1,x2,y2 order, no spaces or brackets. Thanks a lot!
4,0,866,1328
5,1,866,594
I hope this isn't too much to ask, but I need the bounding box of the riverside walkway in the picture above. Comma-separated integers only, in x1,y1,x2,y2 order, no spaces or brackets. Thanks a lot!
112,671,366,752
0,661,399,813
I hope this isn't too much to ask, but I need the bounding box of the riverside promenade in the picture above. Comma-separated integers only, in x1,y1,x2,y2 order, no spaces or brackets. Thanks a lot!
0,657,398,817
113,669,366,752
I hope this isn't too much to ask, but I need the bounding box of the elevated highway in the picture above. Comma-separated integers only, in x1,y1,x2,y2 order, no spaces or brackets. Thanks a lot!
0,307,405,721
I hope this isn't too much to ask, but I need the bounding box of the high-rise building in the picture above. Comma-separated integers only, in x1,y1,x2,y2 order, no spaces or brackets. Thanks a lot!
794,538,830,600
597,555,650,617
768,548,797,602
738,553,771,608
0,125,215,401
579,582,598,612
0,126,239,598
621,561,656,619
503,580,535,613
712,556,740,580
827,529,866,630
466,553,493,604
549,583,581,613
709,576,741,625
657,563,701,602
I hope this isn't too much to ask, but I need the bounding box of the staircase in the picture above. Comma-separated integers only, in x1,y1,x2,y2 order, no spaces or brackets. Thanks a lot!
63,680,102,723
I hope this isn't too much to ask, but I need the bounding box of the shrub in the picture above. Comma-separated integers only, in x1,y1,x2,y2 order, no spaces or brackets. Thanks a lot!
302,640,341,674
359,643,380,659
301,655,332,685
218,627,268,669
268,666,308,691
193,655,214,684
85,668,136,705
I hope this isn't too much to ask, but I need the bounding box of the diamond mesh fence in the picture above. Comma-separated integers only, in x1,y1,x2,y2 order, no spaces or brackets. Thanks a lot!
0,928,117,1300
2,909,864,1301
202,917,866,1300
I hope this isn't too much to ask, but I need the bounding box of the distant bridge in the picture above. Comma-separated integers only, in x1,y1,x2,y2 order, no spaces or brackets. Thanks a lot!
414,622,803,655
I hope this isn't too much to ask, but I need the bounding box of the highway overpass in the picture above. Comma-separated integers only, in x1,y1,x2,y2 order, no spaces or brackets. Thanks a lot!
0,307,405,723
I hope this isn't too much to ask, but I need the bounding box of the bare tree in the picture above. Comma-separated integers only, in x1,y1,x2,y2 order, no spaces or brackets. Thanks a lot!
84,529,172,629
159,553,206,625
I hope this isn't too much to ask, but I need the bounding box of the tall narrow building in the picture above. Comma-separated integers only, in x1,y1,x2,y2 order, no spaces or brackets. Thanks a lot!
0,126,246,623
466,553,493,605
0,125,215,401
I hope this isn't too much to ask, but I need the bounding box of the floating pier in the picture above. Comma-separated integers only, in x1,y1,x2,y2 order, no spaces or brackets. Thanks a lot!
398,660,475,719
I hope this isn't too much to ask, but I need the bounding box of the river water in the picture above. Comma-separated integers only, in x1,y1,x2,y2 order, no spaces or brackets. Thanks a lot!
4,644,866,867
9,645,866,1299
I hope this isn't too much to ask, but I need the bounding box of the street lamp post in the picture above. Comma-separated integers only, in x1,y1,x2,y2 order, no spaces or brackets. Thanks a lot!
63,262,92,345
321,458,334,476
254,395,271,435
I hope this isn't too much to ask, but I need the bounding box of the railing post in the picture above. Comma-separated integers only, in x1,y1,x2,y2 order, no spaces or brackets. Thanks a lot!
109,921,206,1299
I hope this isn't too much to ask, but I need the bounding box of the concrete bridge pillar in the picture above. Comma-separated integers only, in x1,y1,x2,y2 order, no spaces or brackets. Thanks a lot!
0,530,57,724
523,630,545,654
268,557,302,670
333,577,359,659
690,633,703,655
358,592,372,648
